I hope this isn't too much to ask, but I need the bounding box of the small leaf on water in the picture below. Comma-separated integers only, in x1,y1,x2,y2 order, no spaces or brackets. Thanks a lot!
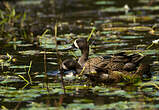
18,50,40,55
9,65,30,69
95,1,114,5
8,40,22,44
120,35,144,39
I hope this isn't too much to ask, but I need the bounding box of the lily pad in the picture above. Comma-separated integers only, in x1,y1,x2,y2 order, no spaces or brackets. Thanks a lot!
95,1,114,5
9,65,30,69
120,35,144,39
18,50,40,55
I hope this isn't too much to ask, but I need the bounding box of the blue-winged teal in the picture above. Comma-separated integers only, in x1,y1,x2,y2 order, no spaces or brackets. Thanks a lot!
61,38,151,83
73,38,147,70
72,38,110,73
61,59,82,74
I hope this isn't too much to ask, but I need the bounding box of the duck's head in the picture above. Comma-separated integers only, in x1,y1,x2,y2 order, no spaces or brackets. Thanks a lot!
72,38,89,51
60,59,82,74
61,59,77,70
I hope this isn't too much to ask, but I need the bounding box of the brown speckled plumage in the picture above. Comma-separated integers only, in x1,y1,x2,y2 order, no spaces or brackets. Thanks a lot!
61,38,151,83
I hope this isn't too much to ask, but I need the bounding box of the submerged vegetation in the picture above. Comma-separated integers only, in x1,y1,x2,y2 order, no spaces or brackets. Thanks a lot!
0,0,159,109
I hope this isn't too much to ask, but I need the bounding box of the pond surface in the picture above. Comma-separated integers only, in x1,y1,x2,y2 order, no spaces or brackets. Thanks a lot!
1,0,159,109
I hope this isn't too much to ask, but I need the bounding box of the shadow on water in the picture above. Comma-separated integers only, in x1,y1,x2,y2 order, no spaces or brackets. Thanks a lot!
0,0,159,109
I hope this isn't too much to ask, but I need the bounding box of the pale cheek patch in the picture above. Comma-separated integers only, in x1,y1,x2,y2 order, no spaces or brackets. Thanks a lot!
74,39,79,48
62,63,68,70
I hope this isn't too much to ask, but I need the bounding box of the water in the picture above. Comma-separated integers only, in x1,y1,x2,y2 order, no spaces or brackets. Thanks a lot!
0,0,159,109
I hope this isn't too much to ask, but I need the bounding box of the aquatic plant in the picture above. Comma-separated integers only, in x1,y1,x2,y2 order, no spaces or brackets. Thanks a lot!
0,2,29,40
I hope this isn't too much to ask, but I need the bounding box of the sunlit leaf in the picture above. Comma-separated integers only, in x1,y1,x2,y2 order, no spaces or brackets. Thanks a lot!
18,50,40,55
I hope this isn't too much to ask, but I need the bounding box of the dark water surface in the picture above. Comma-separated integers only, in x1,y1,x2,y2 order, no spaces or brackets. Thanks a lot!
1,0,159,109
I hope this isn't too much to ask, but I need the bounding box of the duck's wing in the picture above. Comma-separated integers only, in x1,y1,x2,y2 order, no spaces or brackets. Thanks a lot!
84,56,106,67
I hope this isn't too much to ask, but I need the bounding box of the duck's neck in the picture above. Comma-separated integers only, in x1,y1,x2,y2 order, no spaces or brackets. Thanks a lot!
78,47,89,67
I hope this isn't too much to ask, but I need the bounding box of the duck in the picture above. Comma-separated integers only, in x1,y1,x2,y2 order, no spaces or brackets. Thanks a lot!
61,38,151,83
60,59,82,74
72,38,110,73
